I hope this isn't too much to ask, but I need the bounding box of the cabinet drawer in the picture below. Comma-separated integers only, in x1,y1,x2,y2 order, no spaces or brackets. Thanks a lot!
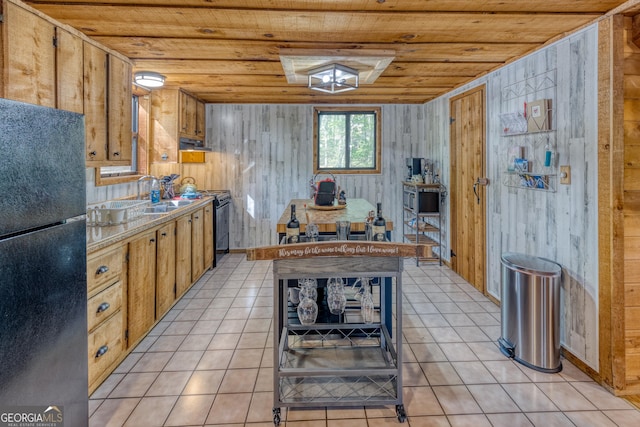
87,245,124,294
87,281,123,332
88,310,123,387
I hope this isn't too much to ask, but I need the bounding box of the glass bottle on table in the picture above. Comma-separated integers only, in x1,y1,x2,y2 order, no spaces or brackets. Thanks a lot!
286,204,300,243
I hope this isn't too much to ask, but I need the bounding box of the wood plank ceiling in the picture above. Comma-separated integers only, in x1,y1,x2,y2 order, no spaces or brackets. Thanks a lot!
25,0,634,104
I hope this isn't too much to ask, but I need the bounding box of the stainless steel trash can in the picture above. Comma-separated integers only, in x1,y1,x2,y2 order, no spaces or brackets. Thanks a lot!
498,252,562,373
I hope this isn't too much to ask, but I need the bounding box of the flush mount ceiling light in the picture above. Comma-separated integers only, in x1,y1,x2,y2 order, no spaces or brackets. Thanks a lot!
308,63,359,94
279,49,395,92
134,71,165,88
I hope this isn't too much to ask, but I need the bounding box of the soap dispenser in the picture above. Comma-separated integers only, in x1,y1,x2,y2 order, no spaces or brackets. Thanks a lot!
150,177,160,203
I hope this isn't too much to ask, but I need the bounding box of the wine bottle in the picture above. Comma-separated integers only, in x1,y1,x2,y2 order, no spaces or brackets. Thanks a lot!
286,204,300,243
372,202,386,241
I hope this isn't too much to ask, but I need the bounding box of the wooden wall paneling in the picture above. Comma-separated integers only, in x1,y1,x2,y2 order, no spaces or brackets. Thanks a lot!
625,303,640,382
205,104,426,249
621,14,640,394
422,24,601,371
598,15,627,392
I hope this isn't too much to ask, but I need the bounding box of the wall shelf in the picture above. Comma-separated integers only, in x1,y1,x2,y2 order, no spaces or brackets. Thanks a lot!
401,182,445,266
502,172,556,192
500,70,557,193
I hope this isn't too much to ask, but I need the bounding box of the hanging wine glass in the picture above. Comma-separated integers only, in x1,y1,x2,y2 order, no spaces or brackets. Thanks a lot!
359,278,375,323
327,277,343,294
327,277,346,315
328,290,347,315
298,278,317,301
297,278,318,325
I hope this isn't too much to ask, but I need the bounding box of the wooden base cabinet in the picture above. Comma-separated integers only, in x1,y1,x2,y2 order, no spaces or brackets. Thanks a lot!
191,208,205,281
156,221,177,317
127,229,157,348
87,199,215,394
176,214,193,298
87,243,127,394
204,203,214,269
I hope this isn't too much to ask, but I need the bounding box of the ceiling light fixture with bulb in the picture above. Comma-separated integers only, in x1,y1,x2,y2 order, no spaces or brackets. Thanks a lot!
134,71,166,88
307,63,359,94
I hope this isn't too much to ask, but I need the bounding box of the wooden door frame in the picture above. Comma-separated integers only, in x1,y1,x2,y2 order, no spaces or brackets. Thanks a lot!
449,84,487,294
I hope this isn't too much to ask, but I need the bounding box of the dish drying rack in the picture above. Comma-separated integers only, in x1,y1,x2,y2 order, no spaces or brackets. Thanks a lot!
87,200,149,226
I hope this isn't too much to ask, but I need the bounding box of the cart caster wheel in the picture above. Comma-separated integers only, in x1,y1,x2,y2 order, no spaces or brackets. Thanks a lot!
396,404,407,423
272,407,281,426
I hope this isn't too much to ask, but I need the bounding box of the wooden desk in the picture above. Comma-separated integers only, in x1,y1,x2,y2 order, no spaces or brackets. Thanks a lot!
276,198,394,235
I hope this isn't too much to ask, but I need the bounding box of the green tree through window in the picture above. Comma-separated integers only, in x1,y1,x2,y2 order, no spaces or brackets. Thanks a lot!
314,106,381,174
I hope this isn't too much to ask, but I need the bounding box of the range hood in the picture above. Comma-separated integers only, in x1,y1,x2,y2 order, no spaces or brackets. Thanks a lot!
179,137,212,152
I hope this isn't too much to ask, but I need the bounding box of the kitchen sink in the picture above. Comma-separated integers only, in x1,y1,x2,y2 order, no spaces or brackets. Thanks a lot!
143,205,178,214
166,199,196,206
143,199,195,214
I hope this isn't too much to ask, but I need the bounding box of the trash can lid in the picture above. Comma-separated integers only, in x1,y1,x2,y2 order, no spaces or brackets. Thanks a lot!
501,252,561,276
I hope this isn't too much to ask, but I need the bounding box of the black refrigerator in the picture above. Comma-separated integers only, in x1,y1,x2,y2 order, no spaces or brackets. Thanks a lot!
0,98,88,425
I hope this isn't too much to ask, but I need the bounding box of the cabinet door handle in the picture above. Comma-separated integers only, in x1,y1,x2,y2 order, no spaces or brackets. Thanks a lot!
161,232,167,236
89,150,97,157
150,238,156,243
112,151,120,157
96,265,109,275
95,345,109,358
96,302,110,313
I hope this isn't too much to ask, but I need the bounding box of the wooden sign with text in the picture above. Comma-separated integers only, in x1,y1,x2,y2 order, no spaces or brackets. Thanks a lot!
246,241,431,261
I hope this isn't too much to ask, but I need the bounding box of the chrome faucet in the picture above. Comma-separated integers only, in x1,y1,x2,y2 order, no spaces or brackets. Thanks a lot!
137,175,156,200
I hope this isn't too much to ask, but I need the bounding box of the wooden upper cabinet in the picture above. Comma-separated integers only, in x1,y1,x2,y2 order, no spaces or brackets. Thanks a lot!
195,99,206,138
108,55,132,162
1,2,56,107
179,90,204,140
55,27,83,113
151,89,206,164
151,89,180,163
84,42,108,164
179,90,197,137
1,1,134,167
84,42,133,165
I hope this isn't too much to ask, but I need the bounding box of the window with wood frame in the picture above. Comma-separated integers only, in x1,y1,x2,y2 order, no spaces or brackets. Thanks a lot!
313,106,381,174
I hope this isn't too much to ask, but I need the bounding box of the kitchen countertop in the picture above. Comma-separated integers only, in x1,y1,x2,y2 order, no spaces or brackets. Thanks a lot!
276,198,394,234
87,197,214,253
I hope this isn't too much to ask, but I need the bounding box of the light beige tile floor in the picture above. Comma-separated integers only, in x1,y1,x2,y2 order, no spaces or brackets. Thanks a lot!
90,254,640,426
